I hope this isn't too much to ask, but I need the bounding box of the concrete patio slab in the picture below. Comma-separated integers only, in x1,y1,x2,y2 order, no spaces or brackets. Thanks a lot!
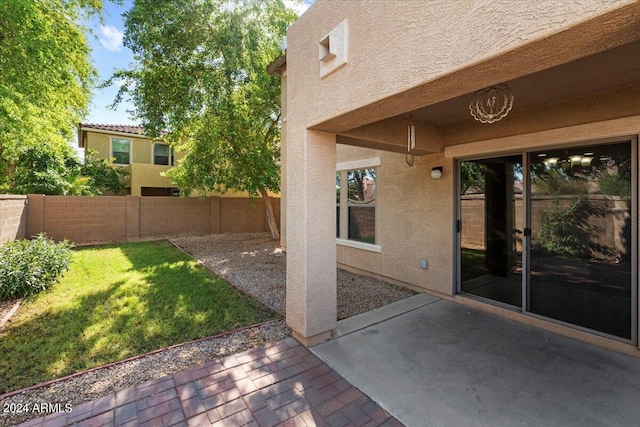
313,298,640,427
332,294,440,339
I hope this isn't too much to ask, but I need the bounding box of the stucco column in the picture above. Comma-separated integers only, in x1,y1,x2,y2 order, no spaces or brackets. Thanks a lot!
286,129,337,346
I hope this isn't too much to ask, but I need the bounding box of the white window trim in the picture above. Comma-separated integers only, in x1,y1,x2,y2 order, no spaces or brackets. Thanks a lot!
336,238,381,253
152,142,173,166
336,157,381,252
110,137,132,165
337,157,381,172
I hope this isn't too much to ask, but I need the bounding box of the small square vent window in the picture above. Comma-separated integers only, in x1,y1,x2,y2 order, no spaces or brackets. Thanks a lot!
319,19,348,78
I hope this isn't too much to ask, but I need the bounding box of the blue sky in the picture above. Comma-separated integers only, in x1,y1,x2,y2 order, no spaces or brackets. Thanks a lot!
86,0,314,126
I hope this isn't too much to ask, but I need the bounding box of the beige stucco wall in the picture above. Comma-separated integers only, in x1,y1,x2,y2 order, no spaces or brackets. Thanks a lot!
284,0,638,345
287,0,632,130
85,130,153,164
128,164,175,196
335,145,454,295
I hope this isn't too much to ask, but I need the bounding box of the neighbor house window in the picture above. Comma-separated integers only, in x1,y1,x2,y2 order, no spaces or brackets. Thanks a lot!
154,144,168,165
112,138,131,165
154,144,175,166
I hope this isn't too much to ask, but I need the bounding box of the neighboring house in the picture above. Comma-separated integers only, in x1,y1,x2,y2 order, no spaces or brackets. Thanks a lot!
77,123,180,196
275,0,640,357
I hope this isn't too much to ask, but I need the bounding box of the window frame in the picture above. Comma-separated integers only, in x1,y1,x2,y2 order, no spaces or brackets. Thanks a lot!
153,143,174,166
336,157,381,252
111,137,131,165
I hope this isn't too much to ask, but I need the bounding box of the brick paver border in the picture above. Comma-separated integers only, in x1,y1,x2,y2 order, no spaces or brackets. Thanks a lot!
18,338,402,427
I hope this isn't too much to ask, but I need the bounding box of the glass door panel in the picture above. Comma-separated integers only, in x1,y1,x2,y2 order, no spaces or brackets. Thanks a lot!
529,142,633,339
460,155,523,307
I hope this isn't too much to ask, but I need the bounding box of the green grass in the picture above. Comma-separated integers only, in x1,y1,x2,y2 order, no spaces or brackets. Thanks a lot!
0,240,278,394
461,248,488,282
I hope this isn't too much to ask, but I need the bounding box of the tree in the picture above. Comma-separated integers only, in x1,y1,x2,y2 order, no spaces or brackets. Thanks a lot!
8,147,128,195
109,0,297,240
460,161,486,195
0,0,101,191
80,149,129,195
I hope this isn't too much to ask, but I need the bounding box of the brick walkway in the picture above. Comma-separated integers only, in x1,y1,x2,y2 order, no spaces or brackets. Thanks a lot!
18,338,401,426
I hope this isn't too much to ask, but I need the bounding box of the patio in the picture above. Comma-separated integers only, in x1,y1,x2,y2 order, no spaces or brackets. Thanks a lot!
14,292,640,426
313,294,640,427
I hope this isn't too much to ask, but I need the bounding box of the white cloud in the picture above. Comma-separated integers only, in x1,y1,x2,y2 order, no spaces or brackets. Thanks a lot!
99,25,124,52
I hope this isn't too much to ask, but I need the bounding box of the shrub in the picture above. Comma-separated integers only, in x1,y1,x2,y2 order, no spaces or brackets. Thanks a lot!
533,198,609,260
0,234,73,301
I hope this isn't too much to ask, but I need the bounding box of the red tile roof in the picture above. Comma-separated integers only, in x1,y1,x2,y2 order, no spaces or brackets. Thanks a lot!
79,123,148,136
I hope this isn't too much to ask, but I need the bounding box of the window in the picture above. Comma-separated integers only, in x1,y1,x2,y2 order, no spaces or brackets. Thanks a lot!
154,144,170,165
111,138,131,165
347,168,376,243
336,173,341,238
336,167,377,245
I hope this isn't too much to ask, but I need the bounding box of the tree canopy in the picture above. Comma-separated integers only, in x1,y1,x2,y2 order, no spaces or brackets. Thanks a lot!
110,0,297,239
9,147,128,196
0,0,102,191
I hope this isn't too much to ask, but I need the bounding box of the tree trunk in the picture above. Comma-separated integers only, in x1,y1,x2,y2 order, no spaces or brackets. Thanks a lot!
7,162,16,190
260,188,280,241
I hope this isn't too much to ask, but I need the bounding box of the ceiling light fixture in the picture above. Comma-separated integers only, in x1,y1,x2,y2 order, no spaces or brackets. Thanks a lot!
469,83,514,124
406,116,416,166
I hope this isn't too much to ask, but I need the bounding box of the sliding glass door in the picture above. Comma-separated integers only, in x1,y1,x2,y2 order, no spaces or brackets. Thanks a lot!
529,142,634,340
458,139,636,342
459,155,523,308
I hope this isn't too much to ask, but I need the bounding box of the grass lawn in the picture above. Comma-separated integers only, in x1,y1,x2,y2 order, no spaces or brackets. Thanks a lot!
461,247,488,282
0,240,278,394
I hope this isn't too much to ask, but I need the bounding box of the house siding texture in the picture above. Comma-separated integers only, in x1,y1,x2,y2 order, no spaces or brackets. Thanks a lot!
283,0,638,347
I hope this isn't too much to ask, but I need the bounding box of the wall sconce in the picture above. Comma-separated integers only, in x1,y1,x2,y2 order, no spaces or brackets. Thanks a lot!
431,166,443,180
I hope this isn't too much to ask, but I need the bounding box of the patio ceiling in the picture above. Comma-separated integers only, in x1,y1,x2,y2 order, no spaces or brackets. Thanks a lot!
322,3,640,155
407,39,640,128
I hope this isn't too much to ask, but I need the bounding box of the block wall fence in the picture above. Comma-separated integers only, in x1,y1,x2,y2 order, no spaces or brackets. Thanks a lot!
461,194,629,258
0,195,28,244
0,195,279,245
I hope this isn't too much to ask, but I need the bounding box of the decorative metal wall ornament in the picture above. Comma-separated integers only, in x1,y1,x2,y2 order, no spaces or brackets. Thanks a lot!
469,83,514,124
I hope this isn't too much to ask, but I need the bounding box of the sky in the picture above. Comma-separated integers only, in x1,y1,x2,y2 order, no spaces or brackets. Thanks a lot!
85,0,315,126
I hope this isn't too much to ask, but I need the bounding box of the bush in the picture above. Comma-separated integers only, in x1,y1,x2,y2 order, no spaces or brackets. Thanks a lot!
0,234,73,301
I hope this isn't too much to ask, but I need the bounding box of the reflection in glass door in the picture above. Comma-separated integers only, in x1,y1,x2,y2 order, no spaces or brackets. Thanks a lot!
459,155,523,308
458,140,636,342
529,142,634,340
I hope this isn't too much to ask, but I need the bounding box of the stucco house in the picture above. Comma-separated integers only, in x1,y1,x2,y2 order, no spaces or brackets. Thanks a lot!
77,123,181,196
277,0,640,357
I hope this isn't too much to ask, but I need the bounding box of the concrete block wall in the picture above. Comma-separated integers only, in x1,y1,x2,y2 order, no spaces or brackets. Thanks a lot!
220,198,267,233
0,195,27,244
139,197,211,237
23,195,281,245
461,195,628,257
347,206,375,241
36,196,128,243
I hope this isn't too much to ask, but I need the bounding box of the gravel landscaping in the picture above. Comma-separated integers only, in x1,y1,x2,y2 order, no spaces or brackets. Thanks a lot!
172,233,416,320
0,232,416,426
